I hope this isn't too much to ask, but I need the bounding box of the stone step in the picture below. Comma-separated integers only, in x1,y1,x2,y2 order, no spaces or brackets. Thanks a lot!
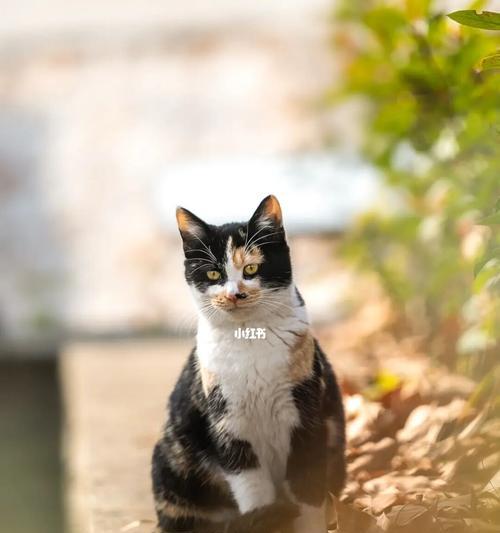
61,339,190,533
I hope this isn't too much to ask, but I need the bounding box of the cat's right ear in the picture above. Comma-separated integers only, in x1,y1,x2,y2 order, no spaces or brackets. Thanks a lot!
176,207,208,242
249,195,283,230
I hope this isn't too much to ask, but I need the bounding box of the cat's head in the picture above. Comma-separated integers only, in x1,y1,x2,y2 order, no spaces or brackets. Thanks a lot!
176,195,292,321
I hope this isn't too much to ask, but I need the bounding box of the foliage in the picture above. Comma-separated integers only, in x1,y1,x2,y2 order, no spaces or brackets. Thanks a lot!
448,10,500,70
448,9,500,31
330,0,500,376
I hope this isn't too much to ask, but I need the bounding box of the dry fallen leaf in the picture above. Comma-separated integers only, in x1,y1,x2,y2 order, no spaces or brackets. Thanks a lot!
370,491,400,515
336,500,384,533
382,503,430,527
322,304,500,533
463,518,499,532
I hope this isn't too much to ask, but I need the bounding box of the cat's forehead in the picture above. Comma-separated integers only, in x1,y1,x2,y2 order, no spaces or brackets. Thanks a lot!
204,223,248,256
215,222,248,239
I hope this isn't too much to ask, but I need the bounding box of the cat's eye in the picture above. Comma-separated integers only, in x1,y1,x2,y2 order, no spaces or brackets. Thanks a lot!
243,264,259,276
206,270,221,281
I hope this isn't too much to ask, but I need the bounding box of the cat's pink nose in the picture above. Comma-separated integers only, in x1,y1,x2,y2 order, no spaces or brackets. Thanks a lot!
225,292,247,303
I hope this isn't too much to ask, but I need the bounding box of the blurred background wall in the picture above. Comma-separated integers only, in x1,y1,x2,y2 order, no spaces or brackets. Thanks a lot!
2,2,498,533
2,0,482,347
0,0,376,347
0,4,353,533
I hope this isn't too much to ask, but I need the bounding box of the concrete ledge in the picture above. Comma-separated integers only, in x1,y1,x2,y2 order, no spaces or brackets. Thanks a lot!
61,339,190,533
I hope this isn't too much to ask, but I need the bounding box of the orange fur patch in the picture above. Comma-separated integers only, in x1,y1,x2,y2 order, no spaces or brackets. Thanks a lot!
232,245,264,269
176,208,191,232
262,194,282,225
200,366,217,396
289,331,315,382
176,207,203,236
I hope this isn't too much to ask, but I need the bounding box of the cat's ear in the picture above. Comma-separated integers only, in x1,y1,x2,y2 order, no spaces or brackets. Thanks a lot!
249,195,283,230
176,207,209,242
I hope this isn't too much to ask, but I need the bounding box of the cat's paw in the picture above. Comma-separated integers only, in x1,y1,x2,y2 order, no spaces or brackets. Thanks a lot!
239,501,300,533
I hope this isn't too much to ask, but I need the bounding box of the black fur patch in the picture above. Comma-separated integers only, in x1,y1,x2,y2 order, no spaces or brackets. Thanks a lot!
295,287,305,306
286,341,346,504
216,438,259,473
206,385,227,422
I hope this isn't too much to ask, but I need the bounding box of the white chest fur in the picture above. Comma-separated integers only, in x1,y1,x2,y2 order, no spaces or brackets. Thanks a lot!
196,287,308,484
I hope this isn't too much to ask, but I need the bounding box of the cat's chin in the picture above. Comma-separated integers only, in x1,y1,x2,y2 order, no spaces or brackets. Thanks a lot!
220,305,255,317
202,304,260,323
224,306,256,317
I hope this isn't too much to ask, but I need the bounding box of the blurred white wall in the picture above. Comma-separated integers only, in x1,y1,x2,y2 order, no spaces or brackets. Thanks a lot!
0,0,374,342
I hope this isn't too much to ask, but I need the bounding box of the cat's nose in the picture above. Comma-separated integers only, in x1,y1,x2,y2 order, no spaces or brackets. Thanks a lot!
226,292,247,303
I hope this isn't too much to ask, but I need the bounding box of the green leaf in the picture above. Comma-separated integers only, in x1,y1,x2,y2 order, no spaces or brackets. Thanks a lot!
480,200,500,225
481,212,500,225
481,53,500,70
448,10,500,30
474,249,500,277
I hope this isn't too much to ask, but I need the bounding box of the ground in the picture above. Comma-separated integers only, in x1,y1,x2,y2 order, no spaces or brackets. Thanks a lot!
62,339,188,533
61,304,500,533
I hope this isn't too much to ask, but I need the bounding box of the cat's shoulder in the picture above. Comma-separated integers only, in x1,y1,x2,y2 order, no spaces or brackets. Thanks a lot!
169,346,202,406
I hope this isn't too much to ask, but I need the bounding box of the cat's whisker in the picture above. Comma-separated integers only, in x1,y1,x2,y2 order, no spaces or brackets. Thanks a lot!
189,263,213,275
248,229,283,243
187,264,213,272
186,255,216,264
192,235,217,262
243,221,251,250
259,303,293,317
198,300,215,311
245,230,283,250
246,238,281,250
260,287,286,294
203,305,220,322
173,308,199,334
188,260,214,271
258,296,296,312
186,248,218,261
259,297,285,308
259,294,287,301
258,295,291,309
257,298,289,312
186,248,214,256
258,301,287,319
244,224,271,252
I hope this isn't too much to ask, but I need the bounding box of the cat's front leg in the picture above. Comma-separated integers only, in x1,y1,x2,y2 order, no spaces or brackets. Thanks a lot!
284,423,329,533
225,467,276,513
214,429,276,514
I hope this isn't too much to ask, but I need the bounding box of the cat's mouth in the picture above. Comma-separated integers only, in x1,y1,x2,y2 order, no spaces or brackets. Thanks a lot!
220,302,257,312
210,298,260,313
225,304,251,312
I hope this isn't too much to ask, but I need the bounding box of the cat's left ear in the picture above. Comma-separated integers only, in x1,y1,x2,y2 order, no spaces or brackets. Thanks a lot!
249,195,283,230
176,206,209,242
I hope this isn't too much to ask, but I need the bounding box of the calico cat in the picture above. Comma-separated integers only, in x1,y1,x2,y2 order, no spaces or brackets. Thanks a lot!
151,195,346,533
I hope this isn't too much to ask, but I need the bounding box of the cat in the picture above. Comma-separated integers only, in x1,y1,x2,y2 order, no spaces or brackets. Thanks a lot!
151,195,346,533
